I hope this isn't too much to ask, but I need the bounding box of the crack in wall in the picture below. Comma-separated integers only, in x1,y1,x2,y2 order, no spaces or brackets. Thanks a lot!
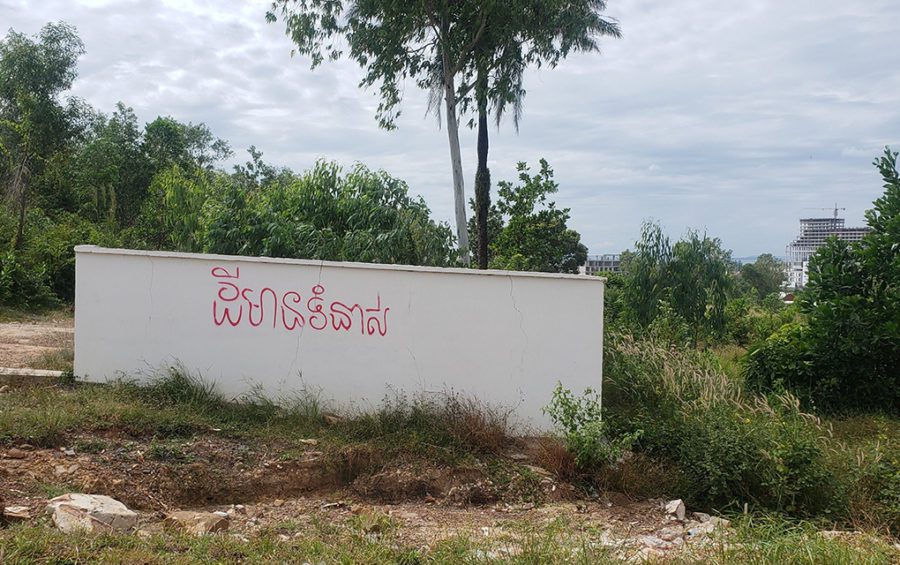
508,275,528,375
290,259,326,375
406,346,422,384
146,256,155,339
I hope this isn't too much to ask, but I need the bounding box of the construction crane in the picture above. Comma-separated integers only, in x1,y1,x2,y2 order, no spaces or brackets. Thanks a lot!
804,203,846,219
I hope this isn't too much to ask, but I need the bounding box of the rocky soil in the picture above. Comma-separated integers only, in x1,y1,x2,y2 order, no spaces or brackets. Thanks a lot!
0,436,732,562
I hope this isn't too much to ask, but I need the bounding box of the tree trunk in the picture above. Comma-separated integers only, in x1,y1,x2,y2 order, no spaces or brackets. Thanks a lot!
10,153,30,251
474,70,490,269
443,74,471,265
13,194,25,251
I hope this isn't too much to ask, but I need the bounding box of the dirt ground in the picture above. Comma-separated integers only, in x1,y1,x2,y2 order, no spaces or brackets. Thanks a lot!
0,311,73,369
0,436,711,561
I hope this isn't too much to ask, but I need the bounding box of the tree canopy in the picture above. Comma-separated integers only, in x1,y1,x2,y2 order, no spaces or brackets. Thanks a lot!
266,1,620,265
0,22,85,249
739,253,785,298
479,159,587,274
621,221,732,343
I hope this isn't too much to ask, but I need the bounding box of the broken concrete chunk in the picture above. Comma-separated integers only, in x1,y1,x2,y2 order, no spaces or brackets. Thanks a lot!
322,412,343,425
638,534,671,550
45,493,138,533
664,499,686,521
53,464,79,477
687,521,717,537
657,525,685,542
164,510,229,536
693,511,711,523
4,505,31,521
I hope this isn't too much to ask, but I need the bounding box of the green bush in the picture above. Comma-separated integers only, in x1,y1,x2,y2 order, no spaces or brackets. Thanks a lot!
22,211,118,301
746,148,900,413
622,222,732,344
544,383,642,469
602,334,836,515
133,161,458,267
0,251,58,308
745,323,816,400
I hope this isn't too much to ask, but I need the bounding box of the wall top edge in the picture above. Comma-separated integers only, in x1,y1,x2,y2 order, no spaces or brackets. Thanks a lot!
74,246,607,284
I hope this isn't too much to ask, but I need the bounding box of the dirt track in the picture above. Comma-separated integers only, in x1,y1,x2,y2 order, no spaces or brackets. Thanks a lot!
0,312,73,368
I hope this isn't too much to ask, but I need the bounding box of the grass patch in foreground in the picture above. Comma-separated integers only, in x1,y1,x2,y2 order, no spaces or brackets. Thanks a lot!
0,519,613,565
0,369,514,463
27,347,73,372
706,515,900,565
0,306,70,323
0,516,896,564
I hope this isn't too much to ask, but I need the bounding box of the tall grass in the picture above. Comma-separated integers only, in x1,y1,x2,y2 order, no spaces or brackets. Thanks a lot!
0,369,513,461
326,389,514,458
600,334,899,534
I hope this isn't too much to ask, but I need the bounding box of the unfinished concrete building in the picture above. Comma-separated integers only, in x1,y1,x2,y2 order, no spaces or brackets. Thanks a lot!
785,216,869,288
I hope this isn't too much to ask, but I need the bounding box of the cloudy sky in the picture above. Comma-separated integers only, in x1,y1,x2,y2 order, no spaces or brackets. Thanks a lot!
3,0,898,257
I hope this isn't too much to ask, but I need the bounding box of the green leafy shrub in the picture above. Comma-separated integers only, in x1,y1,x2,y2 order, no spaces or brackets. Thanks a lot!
745,322,814,399
603,334,836,515
22,210,119,301
622,222,732,344
486,160,588,273
544,383,642,469
745,148,900,413
135,161,458,267
0,251,58,308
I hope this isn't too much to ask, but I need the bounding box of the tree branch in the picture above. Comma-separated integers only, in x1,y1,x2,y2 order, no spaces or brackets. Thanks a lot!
451,9,488,76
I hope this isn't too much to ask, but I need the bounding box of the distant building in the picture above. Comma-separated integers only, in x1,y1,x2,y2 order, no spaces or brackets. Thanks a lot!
785,216,869,288
582,254,623,276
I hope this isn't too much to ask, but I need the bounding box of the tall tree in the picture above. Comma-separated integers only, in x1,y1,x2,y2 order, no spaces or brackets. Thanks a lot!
267,2,619,267
740,253,785,298
463,1,620,268
624,221,732,342
267,1,500,263
0,22,84,249
488,159,587,273
143,116,231,175
73,102,151,227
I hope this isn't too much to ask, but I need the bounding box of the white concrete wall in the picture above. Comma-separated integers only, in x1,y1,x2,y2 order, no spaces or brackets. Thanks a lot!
74,246,604,427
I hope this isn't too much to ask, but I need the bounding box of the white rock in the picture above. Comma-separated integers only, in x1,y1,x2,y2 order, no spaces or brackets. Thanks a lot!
664,499,686,521
638,535,671,550
657,525,684,542
164,511,229,536
693,511,711,523
4,505,31,521
687,521,716,537
45,493,138,533
630,546,665,562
